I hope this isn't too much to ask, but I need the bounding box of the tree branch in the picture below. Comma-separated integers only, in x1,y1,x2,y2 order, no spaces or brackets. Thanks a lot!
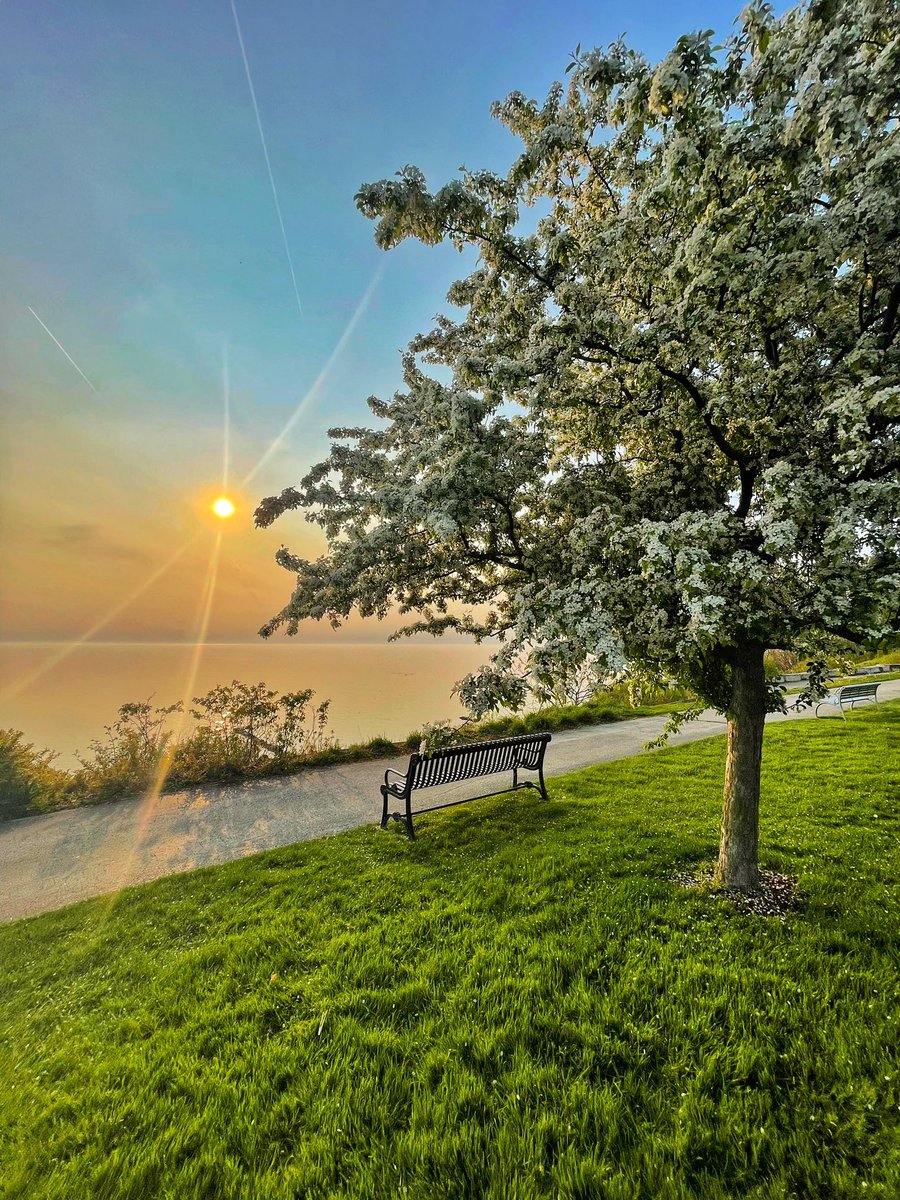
882,281,900,346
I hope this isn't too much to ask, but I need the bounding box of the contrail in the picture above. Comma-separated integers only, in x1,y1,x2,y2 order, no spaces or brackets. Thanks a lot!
27,306,98,392
230,0,303,321
241,258,386,486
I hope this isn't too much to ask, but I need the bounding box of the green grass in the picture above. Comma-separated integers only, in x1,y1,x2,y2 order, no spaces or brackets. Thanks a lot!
826,670,900,686
851,652,900,669
1,706,899,1199
462,693,694,739
782,670,900,693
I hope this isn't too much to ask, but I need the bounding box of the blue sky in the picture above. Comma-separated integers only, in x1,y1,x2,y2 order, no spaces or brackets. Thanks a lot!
1,0,743,642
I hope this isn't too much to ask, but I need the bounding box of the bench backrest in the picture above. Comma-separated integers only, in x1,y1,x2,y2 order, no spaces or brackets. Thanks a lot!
409,733,551,790
837,683,878,699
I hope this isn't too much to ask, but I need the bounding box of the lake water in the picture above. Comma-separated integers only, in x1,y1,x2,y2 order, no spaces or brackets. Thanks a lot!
0,642,493,766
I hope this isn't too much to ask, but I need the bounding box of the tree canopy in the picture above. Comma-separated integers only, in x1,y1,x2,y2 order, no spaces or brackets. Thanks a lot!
257,0,899,885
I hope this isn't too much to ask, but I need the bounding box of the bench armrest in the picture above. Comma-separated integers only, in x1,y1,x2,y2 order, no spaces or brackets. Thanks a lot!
383,767,411,798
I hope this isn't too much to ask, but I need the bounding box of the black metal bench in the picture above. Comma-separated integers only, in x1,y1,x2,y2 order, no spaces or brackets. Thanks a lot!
380,732,551,840
815,681,881,718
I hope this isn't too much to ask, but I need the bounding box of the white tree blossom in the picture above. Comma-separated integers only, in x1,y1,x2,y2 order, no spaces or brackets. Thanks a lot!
258,0,899,889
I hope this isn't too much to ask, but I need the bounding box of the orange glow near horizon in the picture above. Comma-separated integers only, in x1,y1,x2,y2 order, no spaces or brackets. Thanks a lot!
0,535,200,704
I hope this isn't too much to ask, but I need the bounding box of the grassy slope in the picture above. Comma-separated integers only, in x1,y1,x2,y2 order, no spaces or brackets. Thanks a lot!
785,670,900,692
1,706,898,1200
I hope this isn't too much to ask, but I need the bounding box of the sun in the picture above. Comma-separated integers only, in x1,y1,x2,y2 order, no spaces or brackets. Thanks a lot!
212,496,235,519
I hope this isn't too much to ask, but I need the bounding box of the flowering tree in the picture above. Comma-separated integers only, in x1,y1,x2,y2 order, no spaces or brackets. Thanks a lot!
257,0,899,890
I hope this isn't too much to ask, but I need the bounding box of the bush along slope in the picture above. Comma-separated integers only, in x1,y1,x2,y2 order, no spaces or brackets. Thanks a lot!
0,679,695,819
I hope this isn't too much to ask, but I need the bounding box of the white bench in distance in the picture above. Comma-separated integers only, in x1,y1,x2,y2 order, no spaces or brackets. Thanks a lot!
815,682,881,719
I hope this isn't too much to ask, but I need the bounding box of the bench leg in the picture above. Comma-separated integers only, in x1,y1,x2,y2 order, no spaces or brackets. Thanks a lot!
380,785,389,829
380,785,416,838
538,763,549,801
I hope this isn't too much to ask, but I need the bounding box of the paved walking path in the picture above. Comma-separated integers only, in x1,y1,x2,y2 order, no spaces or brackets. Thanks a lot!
2,683,897,922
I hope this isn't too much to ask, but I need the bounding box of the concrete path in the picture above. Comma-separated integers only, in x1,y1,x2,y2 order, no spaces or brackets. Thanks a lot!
2,682,897,922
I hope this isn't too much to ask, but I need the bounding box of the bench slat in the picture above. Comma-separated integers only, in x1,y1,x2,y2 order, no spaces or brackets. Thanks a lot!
412,734,548,788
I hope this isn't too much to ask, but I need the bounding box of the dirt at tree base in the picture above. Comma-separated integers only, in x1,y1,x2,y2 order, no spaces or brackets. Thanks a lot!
672,867,800,920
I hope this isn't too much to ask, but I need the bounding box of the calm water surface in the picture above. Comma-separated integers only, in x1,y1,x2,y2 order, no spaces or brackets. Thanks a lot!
0,642,492,766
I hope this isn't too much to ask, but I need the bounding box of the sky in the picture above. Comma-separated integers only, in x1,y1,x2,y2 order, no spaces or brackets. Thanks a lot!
1,0,743,646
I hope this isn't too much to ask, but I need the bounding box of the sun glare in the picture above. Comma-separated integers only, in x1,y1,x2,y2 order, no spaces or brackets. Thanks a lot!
212,496,235,518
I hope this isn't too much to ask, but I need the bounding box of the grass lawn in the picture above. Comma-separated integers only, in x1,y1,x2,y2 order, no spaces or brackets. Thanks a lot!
1,706,898,1200
785,671,900,692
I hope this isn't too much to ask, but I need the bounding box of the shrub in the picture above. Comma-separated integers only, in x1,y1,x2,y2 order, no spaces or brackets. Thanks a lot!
60,682,335,803
764,649,803,676
171,681,333,784
364,737,397,757
69,700,179,805
0,729,70,820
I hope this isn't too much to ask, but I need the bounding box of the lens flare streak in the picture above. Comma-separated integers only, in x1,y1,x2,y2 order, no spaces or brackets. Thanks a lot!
95,528,224,914
242,258,386,486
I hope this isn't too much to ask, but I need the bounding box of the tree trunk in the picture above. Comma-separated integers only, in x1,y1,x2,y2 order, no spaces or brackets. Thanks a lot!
715,641,767,891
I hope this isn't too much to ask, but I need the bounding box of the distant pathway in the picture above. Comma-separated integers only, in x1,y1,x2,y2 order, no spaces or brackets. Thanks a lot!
2,682,897,922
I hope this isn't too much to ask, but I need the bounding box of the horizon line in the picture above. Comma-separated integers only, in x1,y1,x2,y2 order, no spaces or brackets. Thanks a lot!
0,639,481,648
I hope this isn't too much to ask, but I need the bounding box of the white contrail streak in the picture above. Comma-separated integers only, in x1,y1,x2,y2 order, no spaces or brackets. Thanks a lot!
230,0,303,321
27,306,98,392
241,258,386,486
